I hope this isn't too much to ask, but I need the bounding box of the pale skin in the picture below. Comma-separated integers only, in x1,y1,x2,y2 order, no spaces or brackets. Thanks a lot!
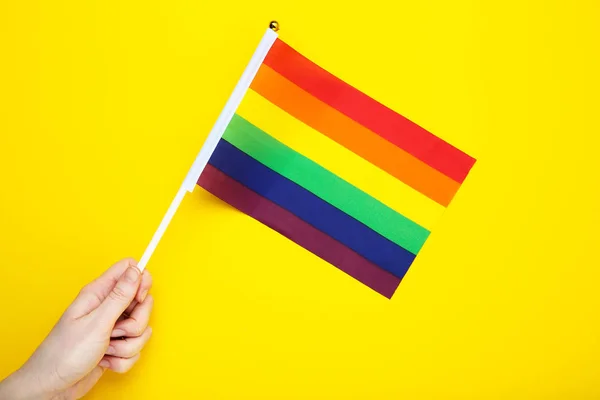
0,258,154,400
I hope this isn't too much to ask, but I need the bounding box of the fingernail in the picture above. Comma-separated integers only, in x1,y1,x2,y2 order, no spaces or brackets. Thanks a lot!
140,290,148,302
99,359,110,368
125,266,140,283
111,328,126,337
106,346,116,356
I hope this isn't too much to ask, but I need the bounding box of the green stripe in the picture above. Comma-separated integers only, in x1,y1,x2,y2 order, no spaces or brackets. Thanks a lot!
222,114,430,254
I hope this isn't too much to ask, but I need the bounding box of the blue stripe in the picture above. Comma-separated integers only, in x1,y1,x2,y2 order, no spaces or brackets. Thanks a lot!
208,139,416,279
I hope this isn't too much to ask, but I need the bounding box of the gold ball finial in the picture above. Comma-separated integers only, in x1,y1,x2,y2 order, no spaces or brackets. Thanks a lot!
269,21,280,32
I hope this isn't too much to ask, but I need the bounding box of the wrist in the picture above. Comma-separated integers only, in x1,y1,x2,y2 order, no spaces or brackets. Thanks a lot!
0,365,54,400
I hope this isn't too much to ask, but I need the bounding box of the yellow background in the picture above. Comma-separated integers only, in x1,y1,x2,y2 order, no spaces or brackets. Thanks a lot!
1,0,599,398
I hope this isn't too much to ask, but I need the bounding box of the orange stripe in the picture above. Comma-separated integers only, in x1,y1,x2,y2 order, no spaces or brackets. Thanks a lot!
250,64,460,207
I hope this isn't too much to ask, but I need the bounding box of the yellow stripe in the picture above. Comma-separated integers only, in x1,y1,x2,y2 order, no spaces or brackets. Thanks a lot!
237,90,445,230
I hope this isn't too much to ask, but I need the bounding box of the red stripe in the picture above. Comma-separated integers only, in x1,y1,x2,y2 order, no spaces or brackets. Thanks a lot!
198,164,401,298
263,39,476,184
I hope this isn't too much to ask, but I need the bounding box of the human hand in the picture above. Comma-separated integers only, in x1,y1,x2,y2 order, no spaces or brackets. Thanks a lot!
0,258,154,400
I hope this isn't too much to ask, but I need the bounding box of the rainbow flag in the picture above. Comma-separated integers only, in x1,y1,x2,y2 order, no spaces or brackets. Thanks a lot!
196,29,476,298
138,26,476,298
193,28,476,299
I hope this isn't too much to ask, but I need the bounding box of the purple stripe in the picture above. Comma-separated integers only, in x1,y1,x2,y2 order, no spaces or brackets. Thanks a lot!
198,164,401,298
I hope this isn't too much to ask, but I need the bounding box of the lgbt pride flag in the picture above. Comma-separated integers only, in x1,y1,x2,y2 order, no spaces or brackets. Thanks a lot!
139,26,476,299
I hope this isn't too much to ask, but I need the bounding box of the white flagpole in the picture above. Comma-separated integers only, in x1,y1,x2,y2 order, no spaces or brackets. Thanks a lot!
137,26,279,271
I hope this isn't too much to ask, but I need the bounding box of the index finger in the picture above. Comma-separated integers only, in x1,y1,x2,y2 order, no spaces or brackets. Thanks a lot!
68,258,138,317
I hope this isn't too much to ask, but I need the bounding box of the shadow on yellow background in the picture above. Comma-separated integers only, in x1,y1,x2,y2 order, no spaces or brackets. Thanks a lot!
1,0,599,398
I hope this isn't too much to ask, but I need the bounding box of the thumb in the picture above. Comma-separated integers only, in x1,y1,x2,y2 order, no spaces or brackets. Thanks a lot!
95,265,141,325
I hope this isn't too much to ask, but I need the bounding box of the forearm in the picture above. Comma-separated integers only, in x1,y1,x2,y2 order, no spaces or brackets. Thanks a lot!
0,366,51,400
